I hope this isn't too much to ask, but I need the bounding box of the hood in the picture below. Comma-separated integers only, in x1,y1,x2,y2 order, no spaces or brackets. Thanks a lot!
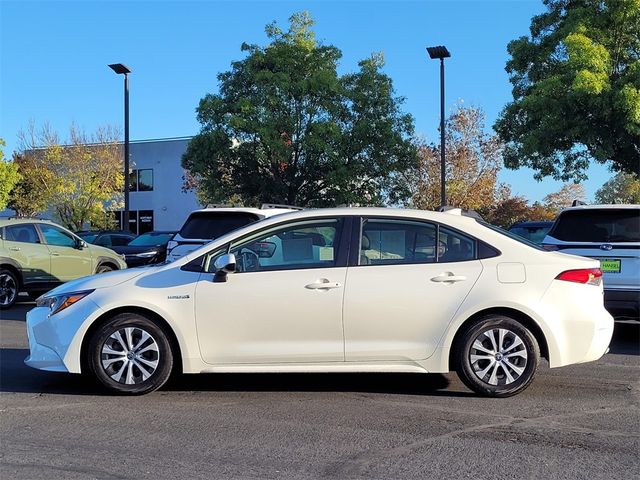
43,268,148,297
89,244,123,258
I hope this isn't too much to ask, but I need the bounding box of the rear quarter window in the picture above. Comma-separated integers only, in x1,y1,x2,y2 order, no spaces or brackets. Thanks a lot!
549,209,640,242
179,212,260,240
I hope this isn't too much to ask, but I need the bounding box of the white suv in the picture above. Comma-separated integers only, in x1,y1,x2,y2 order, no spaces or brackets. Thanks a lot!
166,204,300,262
542,204,640,321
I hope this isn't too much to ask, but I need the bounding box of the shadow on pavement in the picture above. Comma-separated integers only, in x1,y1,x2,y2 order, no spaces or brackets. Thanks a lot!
0,347,462,397
609,322,640,355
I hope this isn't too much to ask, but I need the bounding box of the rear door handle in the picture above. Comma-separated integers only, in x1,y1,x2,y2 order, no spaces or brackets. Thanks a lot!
305,279,342,290
431,273,467,284
8,247,20,251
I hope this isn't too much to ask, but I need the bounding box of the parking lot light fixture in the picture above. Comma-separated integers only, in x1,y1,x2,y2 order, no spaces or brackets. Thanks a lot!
108,63,132,232
426,45,450,209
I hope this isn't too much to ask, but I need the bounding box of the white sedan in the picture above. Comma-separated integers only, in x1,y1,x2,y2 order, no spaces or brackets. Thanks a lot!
25,208,614,397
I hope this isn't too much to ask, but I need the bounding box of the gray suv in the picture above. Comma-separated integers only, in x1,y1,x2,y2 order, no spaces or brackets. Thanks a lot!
542,204,640,320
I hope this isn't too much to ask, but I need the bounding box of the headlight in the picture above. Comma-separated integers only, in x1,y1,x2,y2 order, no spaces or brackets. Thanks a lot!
36,290,95,317
134,250,158,258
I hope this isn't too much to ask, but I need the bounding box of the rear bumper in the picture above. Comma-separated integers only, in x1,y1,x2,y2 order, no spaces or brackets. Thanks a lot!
604,289,640,320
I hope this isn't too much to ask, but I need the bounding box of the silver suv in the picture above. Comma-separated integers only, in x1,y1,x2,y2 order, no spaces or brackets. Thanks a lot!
166,204,300,262
542,204,640,320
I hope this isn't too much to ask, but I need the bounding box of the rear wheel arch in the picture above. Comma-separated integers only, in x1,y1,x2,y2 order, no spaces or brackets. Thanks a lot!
448,307,549,370
0,262,23,288
80,306,183,377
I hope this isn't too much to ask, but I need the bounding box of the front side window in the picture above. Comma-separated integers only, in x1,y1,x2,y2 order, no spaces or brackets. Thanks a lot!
206,219,343,273
4,224,40,244
39,224,76,248
360,219,437,265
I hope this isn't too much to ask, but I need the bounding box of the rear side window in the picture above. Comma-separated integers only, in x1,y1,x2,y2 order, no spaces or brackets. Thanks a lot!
4,224,40,244
549,209,640,242
179,212,260,240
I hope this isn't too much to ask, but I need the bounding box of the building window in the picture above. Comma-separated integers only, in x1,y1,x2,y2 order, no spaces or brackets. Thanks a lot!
112,209,153,235
129,169,154,192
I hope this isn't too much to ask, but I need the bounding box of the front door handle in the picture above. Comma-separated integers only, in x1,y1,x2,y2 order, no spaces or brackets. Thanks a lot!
51,252,61,257
431,272,467,284
305,279,342,290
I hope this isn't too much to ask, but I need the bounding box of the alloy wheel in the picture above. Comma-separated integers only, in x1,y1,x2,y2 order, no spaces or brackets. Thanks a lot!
469,328,528,386
0,273,18,307
100,327,160,385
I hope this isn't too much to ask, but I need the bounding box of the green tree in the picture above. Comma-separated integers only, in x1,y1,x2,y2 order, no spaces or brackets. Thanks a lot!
479,185,556,228
495,0,640,180
0,138,21,211
406,104,502,211
10,123,123,230
595,172,640,203
182,12,416,207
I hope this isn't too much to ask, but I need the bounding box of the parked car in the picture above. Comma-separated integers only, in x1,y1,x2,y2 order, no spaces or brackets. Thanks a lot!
76,230,137,248
0,218,127,308
26,208,613,397
166,204,300,262
110,231,177,267
508,221,553,245
542,204,640,321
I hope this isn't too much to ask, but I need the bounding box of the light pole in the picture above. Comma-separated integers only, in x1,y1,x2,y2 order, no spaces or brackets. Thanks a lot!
426,45,450,208
108,63,132,231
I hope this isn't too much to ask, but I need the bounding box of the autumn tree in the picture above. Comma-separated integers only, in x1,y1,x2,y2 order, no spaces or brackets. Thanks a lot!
10,123,124,230
479,185,556,228
182,12,416,207
495,0,640,180
0,138,21,211
595,172,640,203
542,183,586,212
407,104,502,211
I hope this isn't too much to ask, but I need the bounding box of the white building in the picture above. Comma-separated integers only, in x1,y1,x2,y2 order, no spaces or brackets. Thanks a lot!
114,137,201,233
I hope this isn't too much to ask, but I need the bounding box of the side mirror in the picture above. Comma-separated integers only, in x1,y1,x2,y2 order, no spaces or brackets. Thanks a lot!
76,239,88,250
213,253,236,282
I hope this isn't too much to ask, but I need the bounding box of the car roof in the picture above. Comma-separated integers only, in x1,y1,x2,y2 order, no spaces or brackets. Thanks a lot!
0,217,56,226
560,204,640,212
188,207,297,218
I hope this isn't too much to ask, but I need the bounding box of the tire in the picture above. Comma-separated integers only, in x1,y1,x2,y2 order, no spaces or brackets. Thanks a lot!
96,264,115,274
454,315,540,397
87,313,173,395
0,268,19,309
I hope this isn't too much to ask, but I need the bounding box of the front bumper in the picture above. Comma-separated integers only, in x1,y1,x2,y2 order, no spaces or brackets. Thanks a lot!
604,289,640,320
24,298,103,374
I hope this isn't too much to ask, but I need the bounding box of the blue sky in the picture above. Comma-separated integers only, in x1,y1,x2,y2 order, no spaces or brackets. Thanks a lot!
0,0,613,202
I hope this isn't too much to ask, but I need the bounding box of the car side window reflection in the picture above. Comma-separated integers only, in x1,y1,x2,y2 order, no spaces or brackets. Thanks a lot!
207,219,342,273
39,224,77,248
360,219,437,265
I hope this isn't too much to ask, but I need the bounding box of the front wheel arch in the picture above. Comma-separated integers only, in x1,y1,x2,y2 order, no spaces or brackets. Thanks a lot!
80,306,183,377
448,307,549,371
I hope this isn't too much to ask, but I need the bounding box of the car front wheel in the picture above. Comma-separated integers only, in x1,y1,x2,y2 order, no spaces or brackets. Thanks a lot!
454,315,540,397
87,313,173,395
96,264,115,274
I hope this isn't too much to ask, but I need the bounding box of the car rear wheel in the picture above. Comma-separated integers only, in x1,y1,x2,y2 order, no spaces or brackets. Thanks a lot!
87,313,173,395
454,315,540,397
0,269,19,309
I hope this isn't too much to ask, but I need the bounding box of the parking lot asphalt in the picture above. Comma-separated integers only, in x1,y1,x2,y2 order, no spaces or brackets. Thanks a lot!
1,299,639,480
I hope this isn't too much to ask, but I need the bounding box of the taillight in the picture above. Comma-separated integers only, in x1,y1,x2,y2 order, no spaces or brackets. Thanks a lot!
556,268,603,286
542,244,559,251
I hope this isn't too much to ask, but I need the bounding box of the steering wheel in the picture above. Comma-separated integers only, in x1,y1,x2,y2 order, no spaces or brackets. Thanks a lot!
238,248,260,272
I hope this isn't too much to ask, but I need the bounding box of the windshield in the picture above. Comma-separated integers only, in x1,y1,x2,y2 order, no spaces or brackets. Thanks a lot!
129,232,175,247
549,209,640,242
508,224,552,245
179,212,259,240
478,221,546,250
